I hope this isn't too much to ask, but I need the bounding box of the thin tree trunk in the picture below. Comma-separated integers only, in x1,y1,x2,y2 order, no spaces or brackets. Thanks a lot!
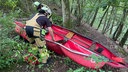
63,0,71,29
113,23,124,41
103,7,114,34
110,7,117,34
110,19,114,34
71,0,77,15
112,21,120,40
90,8,99,27
102,10,109,34
86,11,94,24
119,29,128,47
61,0,66,27
112,5,127,41
97,6,110,30
86,0,97,24
77,0,81,26
77,0,84,26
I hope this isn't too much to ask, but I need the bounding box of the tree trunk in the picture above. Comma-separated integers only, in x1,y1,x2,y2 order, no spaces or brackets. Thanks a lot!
102,6,114,34
90,8,99,27
110,7,117,34
77,0,81,26
112,20,120,39
119,29,128,47
63,0,72,29
61,0,66,27
110,18,115,34
97,6,110,30
77,0,84,26
112,5,127,41
86,11,94,24
86,0,97,24
113,24,124,41
102,10,108,34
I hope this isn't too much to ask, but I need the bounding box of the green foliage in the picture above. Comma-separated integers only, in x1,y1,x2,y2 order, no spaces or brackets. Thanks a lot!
27,45,50,63
87,54,109,63
38,64,44,69
67,67,86,72
99,0,109,10
64,57,72,65
52,13,63,26
0,12,28,69
84,54,109,69
0,0,18,12
73,67,85,72
0,10,21,28
28,46,38,56
67,67,112,72
0,28,28,69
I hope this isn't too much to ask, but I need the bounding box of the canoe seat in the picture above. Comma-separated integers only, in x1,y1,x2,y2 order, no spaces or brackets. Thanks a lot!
96,48,104,53
56,37,68,44
55,31,74,44
56,31,74,44
89,42,96,51
65,31,74,39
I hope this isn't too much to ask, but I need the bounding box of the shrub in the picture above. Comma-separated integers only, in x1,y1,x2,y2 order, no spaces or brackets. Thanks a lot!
0,12,28,69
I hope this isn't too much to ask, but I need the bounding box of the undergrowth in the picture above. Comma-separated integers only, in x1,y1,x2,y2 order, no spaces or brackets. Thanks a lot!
0,11,28,69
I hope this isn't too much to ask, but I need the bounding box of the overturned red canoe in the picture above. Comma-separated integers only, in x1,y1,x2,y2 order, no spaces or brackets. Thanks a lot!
14,21,128,69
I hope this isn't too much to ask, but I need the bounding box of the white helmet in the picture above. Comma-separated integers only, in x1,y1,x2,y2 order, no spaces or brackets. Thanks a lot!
41,7,48,13
33,1,40,7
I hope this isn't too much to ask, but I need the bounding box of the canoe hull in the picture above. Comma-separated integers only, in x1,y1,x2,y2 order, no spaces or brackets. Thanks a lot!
14,21,128,69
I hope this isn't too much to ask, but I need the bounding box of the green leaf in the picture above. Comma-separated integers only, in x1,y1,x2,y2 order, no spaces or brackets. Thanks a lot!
67,68,73,72
74,67,85,72
38,64,44,69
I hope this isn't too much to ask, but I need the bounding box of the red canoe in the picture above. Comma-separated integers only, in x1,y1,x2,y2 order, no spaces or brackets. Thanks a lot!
14,21,128,69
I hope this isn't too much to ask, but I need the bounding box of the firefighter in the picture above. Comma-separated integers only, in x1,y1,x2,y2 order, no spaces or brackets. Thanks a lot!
25,7,55,63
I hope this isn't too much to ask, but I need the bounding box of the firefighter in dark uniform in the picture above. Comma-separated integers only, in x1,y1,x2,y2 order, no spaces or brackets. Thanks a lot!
25,7,55,63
